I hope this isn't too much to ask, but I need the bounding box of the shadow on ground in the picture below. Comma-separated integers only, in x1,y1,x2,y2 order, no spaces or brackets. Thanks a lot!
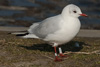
18,41,89,53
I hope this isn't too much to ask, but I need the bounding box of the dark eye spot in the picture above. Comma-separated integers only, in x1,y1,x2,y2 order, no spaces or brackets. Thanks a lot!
73,11,77,13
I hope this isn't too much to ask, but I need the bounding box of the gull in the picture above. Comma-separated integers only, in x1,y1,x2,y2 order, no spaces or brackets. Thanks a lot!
16,4,88,61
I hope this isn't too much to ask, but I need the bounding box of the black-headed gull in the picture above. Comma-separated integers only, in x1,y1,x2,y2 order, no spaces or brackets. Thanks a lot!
16,4,88,61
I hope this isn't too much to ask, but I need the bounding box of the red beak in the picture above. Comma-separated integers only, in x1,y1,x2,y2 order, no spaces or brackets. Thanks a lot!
80,13,88,17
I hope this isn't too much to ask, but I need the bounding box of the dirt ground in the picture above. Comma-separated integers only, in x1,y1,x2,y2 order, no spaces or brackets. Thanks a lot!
0,31,100,67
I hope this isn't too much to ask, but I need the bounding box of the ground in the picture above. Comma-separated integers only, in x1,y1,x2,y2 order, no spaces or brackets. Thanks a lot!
0,31,100,67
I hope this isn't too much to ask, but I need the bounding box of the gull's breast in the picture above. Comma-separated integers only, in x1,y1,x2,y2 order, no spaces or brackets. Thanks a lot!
44,18,81,45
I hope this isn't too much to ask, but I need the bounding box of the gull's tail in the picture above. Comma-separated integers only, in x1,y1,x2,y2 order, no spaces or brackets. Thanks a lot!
10,22,40,39
19,34,39,39
10,32,39,39
16,32,29,36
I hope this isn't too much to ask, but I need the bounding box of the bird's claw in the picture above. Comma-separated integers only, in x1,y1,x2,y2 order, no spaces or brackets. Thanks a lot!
54,56,63,62
59,53,67,57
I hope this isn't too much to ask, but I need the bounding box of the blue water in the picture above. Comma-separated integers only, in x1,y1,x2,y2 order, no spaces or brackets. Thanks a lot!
15,16,37,21
8,0,41,7
0,10,24,16
0,0,100,29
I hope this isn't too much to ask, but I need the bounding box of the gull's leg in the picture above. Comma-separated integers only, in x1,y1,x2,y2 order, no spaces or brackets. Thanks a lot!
59,47,67,57
53,43,62,61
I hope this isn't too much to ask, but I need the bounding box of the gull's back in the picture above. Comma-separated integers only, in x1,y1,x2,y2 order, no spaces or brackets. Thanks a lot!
28,15,63,39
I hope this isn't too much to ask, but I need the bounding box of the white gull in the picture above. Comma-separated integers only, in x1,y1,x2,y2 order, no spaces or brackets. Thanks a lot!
16,4,88,61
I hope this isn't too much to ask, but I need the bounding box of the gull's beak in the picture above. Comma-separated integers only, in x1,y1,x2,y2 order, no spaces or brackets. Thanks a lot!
80,13,88,17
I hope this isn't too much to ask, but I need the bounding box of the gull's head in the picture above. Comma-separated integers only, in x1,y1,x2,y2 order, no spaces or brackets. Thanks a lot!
62,4,88,18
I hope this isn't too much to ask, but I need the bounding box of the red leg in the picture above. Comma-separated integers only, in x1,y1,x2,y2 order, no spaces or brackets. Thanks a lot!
54,46,62,61
59,47,67,57
59,53,67,57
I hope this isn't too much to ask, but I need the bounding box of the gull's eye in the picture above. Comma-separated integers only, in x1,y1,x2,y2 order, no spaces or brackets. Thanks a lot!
73,11,77,13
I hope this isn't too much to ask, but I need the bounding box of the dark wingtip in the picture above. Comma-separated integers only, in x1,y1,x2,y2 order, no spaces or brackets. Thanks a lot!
16,33,29,36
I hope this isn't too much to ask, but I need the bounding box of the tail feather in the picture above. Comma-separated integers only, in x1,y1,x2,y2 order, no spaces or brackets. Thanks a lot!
16,33,29,36
9,23,40,39
22,34,39,39
9,31,39,39
15,32,39,39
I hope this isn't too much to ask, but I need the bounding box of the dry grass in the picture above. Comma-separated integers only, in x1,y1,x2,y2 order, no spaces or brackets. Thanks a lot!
0,31,100,67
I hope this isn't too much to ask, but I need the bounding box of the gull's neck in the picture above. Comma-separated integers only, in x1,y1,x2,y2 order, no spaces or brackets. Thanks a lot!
61,13,78,23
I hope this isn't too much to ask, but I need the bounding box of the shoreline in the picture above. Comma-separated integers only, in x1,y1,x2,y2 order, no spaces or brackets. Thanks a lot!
0,26,100,38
